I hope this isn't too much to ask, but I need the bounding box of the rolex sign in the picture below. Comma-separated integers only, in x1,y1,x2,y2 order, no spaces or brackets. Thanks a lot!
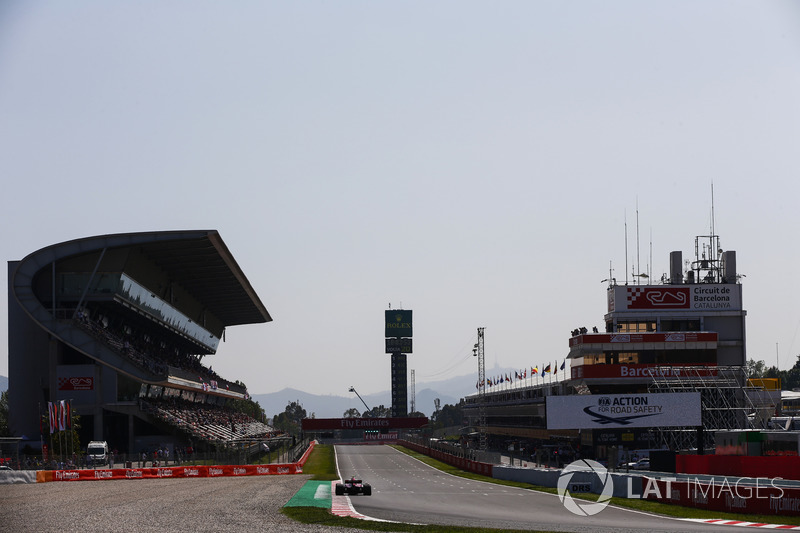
385,310,412,338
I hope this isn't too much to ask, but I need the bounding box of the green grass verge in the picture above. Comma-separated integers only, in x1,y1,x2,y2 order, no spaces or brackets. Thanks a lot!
299,442,339,481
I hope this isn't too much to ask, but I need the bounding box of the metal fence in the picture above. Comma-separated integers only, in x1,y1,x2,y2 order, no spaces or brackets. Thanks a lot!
6,437,312,472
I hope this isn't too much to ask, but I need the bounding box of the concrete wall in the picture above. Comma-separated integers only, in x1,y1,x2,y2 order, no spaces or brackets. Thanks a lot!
0,470,38,485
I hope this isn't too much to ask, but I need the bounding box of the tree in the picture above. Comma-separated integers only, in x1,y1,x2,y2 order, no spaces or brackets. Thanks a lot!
746,356,800,391
0,390,9,437
785,355,800,391
363,405,390,418
343,408,361,418
272,401,307,435
227,398,267,422
746,359,766,378
430,400,464,430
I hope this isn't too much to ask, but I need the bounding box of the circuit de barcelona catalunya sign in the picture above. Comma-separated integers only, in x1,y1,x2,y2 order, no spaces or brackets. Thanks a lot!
546,392,701,430
608,285,742,312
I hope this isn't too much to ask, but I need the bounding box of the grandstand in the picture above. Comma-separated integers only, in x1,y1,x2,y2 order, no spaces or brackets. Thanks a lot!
8,230,275,459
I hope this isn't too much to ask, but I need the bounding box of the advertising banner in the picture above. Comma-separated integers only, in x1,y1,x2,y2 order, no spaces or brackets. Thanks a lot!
385,310,412,337
546,392,701,430
38,442,317,483
301,417,428,431
56,364,96,403
40,463,304,482
364,431,398,441
570,363,718,380
609,285,742,312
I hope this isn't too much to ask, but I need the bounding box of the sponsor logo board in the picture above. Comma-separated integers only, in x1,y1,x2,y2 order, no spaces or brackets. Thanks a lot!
546,392,701,430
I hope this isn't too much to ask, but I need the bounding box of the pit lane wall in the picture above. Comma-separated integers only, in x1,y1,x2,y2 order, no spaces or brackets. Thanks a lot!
32,441,316,483
492,464,643,499
398,439,493,477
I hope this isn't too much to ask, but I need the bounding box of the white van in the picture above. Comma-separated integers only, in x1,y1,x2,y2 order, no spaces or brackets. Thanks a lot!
87,441,108,466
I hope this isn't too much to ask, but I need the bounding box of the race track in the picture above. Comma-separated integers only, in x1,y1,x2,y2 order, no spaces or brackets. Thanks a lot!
334,444,752,533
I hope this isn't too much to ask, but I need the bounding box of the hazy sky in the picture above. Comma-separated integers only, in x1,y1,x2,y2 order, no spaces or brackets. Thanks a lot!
2,2,800,397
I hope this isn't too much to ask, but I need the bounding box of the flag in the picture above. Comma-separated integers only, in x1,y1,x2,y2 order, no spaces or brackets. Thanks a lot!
515,371,520,380
64,400,72,429
48,402,57,434
532,366,538,375
58,400,67,431
544,363,551,374
560,359,566,371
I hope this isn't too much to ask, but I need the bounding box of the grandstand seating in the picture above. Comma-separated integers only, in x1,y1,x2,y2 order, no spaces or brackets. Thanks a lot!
141,399,275,447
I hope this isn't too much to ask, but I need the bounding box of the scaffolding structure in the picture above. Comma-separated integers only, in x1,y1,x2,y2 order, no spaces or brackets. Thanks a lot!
646,365,773,452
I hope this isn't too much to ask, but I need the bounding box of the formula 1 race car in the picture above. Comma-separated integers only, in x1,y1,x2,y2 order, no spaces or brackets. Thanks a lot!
335,477,372,496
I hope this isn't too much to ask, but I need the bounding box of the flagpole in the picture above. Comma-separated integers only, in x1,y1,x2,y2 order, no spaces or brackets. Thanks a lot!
67,399,73,465
47,402,52,467
58,401,64,466
39,402,44,467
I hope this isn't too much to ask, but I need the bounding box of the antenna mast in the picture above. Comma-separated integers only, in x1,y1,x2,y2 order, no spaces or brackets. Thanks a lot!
636,198,641,284
711,181,716,249
624,211,629,285
410,369,416,414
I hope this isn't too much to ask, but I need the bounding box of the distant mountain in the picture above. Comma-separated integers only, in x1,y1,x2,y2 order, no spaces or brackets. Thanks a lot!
250,367,519,420
251,386,461,420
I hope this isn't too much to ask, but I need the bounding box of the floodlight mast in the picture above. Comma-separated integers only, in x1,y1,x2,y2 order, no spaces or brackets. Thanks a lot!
473,327,487,452
349,386,372,415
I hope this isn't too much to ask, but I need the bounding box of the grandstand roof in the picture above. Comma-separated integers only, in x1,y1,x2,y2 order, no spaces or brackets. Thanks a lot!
16,230,272,327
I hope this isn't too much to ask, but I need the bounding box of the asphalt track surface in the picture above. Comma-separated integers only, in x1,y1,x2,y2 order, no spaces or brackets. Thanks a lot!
334,444,755,533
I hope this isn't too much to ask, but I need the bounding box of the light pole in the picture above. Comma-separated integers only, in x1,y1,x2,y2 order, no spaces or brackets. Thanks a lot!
473,327,487,452
349,386,372,416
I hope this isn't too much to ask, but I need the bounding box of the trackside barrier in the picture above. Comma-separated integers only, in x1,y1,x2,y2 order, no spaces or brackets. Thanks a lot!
677,455,800,481
642,476,800,516
492,465,643,498
0,470,37,484
35,441,316,483
398,439,493,477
